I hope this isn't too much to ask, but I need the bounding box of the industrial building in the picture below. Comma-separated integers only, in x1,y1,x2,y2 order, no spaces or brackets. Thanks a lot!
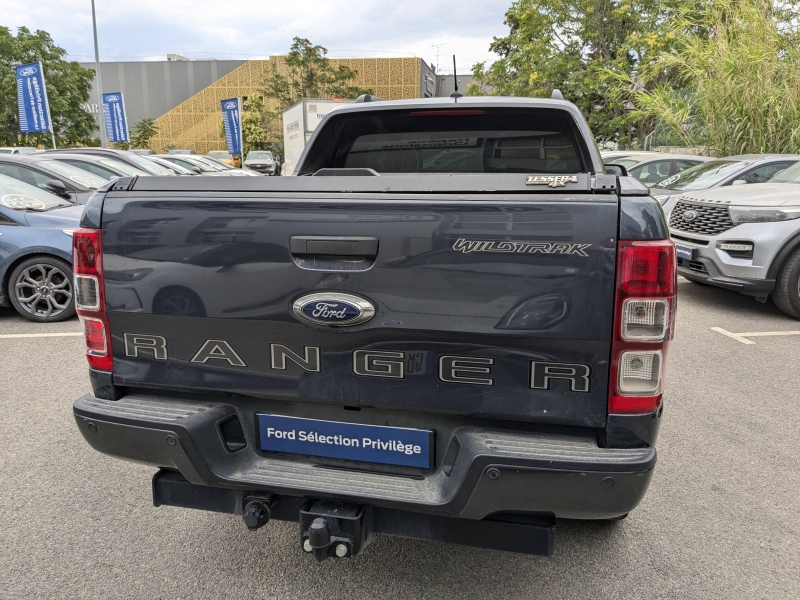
80,56,474,154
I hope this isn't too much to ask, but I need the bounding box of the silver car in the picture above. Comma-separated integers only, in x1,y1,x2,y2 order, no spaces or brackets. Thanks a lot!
653,154,800,216
601,151,711,186
669,161,800,318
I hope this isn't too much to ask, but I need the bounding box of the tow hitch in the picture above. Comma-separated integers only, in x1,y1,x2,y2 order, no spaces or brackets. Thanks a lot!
299,501,372,561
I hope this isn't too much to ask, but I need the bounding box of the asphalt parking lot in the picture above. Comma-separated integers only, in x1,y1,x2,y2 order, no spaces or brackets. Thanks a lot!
1,277,798,599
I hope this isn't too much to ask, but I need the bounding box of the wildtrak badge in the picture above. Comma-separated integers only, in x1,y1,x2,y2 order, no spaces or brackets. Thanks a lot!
453,239,592,256
526,175,579,187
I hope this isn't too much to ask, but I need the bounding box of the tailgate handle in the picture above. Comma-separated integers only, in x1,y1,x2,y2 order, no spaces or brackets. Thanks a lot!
290,236,378,258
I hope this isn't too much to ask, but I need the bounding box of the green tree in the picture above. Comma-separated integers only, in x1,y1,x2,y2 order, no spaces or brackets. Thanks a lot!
0,26,96,147
262,37,372,110
130,116,159,149
468,0,689,146
615,0,800,156
244,37,373,157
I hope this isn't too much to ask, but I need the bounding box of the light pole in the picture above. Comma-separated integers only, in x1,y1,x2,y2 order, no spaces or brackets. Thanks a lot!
91,0,107,147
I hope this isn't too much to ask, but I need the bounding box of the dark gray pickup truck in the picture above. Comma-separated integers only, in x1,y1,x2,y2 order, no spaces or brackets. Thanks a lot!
72,97,676,559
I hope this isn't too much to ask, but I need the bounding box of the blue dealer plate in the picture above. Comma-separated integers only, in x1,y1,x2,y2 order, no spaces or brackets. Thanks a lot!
675,244,694,260
257,414,433,469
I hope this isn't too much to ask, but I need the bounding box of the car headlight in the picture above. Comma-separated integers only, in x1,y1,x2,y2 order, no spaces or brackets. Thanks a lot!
729,206,800,223
62,228,76,237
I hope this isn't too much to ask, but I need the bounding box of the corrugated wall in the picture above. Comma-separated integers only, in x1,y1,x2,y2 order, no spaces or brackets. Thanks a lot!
149,57,423,154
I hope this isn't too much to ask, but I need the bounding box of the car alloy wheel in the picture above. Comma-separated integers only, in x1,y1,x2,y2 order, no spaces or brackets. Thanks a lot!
14,262,73,320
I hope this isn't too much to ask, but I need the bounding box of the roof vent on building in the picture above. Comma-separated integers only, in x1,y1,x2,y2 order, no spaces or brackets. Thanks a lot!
355,94,383,103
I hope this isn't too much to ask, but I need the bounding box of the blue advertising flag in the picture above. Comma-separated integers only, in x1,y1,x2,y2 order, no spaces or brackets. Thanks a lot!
102,92,129,143
16,62,53,134
220,97,242,155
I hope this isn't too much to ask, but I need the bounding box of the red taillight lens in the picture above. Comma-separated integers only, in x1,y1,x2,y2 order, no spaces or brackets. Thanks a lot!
617,241,676,296
609,239,676,415
73,228,112,372
73,228,100,274
83,317,107,354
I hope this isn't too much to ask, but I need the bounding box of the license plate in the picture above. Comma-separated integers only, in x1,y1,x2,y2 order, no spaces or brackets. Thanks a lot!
257,414,433,468
675,244,694,260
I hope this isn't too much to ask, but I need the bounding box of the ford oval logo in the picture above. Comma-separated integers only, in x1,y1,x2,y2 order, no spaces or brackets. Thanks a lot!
683,210,698,221
105,95,120,102
223,101,237,109
20,66,38,76
292,292,375,327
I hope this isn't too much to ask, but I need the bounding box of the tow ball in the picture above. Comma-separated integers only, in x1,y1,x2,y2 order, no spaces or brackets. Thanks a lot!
299,501,373,562
241,495,278,531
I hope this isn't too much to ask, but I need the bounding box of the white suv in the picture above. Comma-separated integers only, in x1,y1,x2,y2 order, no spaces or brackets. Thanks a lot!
669,162,800,318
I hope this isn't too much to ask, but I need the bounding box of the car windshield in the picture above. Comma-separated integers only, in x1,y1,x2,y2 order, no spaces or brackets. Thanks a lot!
770,162,800,183
0,173,73,210
151,157,193,174
610,158,641,169
97,158,149,176
247,152,273,160
125,153,173,175
165,157,214,172
185,156,227,171
657,160,740,190
36,160,107,189
196,156,233,170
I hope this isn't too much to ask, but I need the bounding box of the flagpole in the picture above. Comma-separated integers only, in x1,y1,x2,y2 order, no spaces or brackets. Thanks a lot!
238,97,245,167
91,0,107,148
37,61,57,149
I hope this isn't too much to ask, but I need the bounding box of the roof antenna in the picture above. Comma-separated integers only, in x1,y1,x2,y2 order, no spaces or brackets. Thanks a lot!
450,55,463,101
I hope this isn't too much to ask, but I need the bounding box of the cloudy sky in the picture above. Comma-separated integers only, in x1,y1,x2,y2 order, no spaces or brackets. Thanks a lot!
6,0,509,73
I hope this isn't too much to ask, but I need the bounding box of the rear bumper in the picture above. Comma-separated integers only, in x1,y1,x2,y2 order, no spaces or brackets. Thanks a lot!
73,393,656,520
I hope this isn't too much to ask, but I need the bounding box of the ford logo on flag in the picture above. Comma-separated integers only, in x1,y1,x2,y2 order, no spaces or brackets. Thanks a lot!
20,66,38,76
106,95,120,102
292,292,376,327
223,101,237,110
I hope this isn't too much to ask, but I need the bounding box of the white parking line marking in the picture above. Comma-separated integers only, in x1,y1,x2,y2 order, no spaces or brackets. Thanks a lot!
0,332,83,339
711,327,800,345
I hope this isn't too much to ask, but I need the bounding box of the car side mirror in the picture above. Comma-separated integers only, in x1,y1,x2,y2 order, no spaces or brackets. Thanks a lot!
45,179,70,198
604,163,628,177
191,167,202,174
731,179,748,186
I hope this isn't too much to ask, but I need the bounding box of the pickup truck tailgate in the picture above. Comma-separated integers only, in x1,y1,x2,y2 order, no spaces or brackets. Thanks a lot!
102,193,617,427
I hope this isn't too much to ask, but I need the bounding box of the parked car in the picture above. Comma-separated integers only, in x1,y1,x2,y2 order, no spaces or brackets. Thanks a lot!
652,154,800,216
0,154,106,204
669,161,800,318
0,173,81,322
167,149,194,155
207,150,240,168
130,149,155,156
0,147,38,155
155,154,253,176
44,148,175,176
45,153,150,180
243,150,277,175
601,151,711,186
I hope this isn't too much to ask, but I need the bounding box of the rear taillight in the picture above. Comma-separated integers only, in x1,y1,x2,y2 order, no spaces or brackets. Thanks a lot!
609,240,676,414
73,228,112,372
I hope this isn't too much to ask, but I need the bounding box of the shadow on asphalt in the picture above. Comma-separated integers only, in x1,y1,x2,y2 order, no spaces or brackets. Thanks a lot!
676,277,788,320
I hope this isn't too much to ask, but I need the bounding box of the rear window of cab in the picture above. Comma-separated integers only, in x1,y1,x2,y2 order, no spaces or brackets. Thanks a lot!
299,108,588,175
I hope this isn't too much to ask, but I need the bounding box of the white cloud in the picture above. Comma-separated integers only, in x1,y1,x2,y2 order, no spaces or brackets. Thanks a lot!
4,0,507,72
